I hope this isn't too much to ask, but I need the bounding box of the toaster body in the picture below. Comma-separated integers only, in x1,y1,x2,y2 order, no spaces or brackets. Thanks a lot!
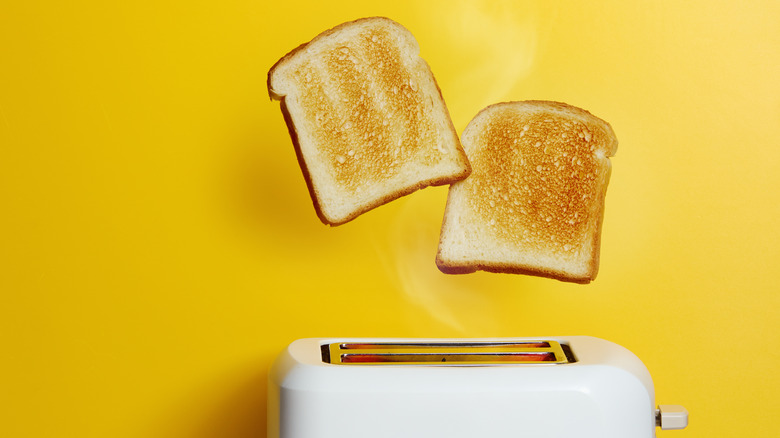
268,336,686,438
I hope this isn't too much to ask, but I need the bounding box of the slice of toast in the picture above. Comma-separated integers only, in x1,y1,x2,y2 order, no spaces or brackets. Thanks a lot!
436,101,618,283
268,17,470,225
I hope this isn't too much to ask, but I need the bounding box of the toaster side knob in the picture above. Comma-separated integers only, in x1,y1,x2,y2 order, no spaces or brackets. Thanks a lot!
656,404,689,430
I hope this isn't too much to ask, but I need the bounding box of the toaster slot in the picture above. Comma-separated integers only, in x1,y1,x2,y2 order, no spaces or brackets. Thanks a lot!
339,341,552,349
322,341,573,365
340,352,558,363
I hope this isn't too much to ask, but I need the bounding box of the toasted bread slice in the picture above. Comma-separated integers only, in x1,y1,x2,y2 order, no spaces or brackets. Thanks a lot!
268,17,470,225
436,101,618,283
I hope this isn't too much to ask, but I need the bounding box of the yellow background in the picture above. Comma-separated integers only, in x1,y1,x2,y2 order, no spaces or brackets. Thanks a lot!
1,1,778,437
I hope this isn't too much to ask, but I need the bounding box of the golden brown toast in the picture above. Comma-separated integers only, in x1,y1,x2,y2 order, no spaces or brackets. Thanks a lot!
436,101,618,283
268,17,470,225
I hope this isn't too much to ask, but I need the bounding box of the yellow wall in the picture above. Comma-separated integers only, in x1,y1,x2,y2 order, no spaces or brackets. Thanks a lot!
1,1,778,436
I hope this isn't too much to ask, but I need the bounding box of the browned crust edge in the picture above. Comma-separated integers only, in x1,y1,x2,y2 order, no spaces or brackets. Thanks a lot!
268,17,470,226
436,261,594,284
466,100,617,155
435,254,595,284
268,17,401,100
277,99,328,224
267,41,308,100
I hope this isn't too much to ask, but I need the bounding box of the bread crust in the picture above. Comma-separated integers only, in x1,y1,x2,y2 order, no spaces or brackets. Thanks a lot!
436,100,616,283
268,17,469,225
435,261,595,285
267,17,391,99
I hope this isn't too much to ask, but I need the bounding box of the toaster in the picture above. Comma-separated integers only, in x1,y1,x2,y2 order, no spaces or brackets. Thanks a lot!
268,336,688,438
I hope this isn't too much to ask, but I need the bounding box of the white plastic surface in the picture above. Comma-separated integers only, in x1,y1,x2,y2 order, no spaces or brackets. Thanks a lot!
658,404,689,430
268,336,659,438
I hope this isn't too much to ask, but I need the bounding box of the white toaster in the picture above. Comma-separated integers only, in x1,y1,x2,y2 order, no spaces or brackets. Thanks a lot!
268,336,688,438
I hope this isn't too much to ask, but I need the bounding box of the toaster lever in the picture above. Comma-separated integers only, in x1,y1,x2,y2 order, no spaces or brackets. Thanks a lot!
656,404,689,430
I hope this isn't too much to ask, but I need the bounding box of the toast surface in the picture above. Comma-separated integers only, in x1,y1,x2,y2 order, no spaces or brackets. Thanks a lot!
436,101,617,283
268,17,470,225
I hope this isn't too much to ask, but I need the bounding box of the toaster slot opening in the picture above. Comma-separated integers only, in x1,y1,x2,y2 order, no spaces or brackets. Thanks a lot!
341,352,557,363
339,341,551,349
322,340,573,365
